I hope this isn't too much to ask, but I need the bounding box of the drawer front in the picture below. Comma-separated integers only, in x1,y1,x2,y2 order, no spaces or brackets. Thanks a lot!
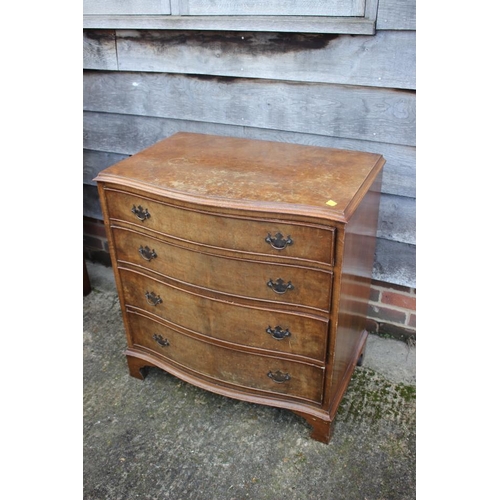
120,269,328,362
105,188,334,264
128,311,324,403
113,227,332,310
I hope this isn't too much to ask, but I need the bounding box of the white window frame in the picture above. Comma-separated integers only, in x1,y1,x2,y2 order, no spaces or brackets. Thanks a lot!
83,0,380,35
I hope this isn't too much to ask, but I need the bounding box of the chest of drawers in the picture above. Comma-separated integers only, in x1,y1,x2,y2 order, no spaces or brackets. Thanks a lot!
95,132,384,443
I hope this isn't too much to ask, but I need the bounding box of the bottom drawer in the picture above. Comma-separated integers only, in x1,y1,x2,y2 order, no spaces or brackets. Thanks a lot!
127,310,324,404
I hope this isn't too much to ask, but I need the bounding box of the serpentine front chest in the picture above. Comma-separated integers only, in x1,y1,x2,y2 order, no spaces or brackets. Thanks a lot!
95,132,384,443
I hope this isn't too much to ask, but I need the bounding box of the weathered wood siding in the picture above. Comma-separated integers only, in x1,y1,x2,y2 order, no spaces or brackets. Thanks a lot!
83,0,416,287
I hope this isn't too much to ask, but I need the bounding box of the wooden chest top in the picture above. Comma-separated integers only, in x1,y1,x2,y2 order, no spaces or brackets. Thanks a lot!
95,132,385,223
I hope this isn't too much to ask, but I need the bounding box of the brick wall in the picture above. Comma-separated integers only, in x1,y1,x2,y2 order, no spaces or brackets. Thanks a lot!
84,216,416,340
83,217,111,266
367,280,416,342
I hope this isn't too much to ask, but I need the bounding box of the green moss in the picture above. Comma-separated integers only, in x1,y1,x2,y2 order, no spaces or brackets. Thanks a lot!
337,367,416,425
396,384,416,402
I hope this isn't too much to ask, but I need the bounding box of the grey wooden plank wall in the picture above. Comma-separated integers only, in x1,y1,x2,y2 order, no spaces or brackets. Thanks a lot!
83,0,416,288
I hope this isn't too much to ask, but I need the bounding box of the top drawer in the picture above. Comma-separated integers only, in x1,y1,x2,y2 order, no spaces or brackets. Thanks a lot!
104,188,334,265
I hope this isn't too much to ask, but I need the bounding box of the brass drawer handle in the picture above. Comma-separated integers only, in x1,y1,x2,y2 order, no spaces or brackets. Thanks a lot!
145,291,162,306
268,370,291,383
152,334,169,347
265,232,293,250
266,326,291,340
139,245,157,261
267,278,294,294
131,204,150,221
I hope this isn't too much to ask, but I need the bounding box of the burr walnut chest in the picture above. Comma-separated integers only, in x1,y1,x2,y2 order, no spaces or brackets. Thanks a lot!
95,132,384,443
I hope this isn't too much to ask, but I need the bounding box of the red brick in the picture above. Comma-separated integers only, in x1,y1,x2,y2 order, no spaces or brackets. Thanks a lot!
381,290,416,311
83,217,107,238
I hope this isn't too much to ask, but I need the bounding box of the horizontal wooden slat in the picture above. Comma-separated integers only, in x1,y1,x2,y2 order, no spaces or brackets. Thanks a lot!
378,194,415,245
83,149,129,185
83,111,415,197
84,183,103,220
84,0,171,15
83,15,376,34
376,0,416,30
374,238,415,288
83,29,414,90
83,30,117,70
83,71,415,146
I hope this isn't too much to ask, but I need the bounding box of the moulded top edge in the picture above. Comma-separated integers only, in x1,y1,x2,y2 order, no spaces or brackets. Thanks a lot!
94,132,385,224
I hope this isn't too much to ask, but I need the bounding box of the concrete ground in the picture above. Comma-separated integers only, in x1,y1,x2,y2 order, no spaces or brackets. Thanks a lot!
84,260,416,500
